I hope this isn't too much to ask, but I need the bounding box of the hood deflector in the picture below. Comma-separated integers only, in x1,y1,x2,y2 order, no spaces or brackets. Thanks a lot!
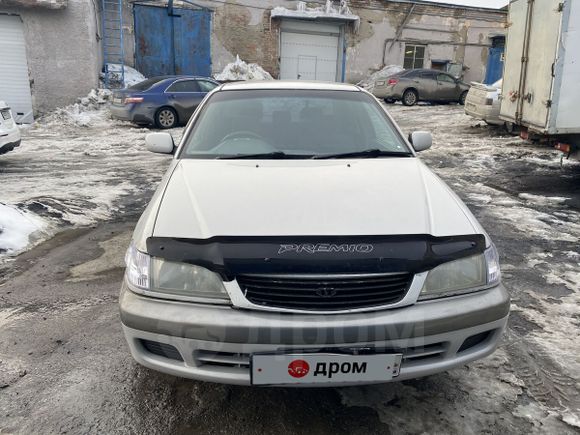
146,234,486,281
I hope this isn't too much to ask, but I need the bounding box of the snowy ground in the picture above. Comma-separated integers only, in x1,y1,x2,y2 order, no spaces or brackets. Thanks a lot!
339,104,580,433
0,97,177,269
0,102,579,434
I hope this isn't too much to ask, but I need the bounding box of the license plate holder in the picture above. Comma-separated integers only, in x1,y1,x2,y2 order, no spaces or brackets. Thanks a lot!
251,352,403,386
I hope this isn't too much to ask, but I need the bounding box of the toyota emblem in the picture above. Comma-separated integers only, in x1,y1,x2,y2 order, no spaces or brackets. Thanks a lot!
315,287,337,297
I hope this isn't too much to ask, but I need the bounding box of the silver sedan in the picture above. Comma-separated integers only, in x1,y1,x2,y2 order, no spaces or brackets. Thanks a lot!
372,69,471,106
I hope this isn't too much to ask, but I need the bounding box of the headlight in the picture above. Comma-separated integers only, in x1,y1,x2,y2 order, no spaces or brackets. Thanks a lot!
419,244,501,300
125,243,230,304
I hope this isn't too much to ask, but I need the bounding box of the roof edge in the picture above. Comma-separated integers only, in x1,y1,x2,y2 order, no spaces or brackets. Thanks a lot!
382,0,508,13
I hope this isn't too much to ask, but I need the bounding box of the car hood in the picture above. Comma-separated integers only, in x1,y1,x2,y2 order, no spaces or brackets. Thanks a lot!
152,158,480,239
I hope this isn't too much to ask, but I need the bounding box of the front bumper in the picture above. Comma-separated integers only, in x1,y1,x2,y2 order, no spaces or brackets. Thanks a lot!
120,283,509,386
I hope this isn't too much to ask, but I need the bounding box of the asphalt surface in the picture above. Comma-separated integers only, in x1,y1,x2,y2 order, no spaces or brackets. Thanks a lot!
1,104,579,434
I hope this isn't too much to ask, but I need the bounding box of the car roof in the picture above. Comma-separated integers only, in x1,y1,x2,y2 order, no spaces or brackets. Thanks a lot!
405,69,452,75
219,80,360,92
151,75,217,82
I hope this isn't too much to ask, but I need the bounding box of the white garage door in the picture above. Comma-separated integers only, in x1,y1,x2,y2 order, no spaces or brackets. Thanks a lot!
280,22,341,82
0,14,34,123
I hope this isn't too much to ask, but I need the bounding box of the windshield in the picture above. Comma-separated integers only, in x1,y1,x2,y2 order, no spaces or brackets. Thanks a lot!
180,90,411,159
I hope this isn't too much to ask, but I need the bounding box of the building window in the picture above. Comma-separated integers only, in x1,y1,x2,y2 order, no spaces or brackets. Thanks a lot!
403,44,426,69
431,60,449,71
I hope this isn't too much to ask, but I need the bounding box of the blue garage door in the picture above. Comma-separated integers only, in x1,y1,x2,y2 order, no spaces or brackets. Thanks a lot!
134,5,211,77
484,46,504,84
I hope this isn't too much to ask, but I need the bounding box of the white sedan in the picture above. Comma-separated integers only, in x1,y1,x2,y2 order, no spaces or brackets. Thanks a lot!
0,101,21,155
464,79,503,125
119,81,509,387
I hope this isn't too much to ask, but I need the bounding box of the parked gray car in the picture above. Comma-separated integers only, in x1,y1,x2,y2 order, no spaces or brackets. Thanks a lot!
372,69,470,106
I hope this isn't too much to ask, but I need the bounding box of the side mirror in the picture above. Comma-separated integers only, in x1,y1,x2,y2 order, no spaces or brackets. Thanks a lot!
409,131,432,152
145,132,174,154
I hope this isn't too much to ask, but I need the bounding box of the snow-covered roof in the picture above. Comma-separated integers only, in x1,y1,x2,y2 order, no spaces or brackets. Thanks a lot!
271,1,359,22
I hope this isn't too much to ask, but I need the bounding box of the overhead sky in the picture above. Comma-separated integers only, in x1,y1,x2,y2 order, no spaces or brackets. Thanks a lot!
425,0,508,8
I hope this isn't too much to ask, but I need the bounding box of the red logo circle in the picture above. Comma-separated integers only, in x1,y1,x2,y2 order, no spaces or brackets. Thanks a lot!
288,359,310,378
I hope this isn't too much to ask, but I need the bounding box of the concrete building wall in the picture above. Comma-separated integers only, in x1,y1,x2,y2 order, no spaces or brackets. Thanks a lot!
1,0,505,116
121,0,135,68
346,1,506,83
132,0,504,84
210,1,280,76
1,0,100,115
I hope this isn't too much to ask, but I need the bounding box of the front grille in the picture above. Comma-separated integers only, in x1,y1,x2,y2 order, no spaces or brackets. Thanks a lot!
195,350,250,368
402,342,446,363
237,273,413,311
193,343,446,372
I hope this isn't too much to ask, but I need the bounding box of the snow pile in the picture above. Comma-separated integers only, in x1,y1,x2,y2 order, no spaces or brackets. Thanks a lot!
358,65,404,89
215,55,273,81
271,0,359,23
0,203,45,255
40,89,111,127
102,63,147,88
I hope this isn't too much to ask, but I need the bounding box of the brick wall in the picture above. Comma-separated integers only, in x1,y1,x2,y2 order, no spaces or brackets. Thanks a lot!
212,4,281,77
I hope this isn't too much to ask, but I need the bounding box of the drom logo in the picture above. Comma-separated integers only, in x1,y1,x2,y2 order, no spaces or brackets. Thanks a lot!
288,360,310,378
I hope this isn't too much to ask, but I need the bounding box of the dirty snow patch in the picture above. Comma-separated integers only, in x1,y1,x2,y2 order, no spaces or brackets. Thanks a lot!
102,63,147,88
518,193,570,206
272,0,359,23
0,204,45,255
563,412,580,428
39,89,111,128
215,55,273,81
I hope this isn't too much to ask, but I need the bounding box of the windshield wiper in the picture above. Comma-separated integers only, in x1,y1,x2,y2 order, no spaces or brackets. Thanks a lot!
312,149,413,160
216,151,311,160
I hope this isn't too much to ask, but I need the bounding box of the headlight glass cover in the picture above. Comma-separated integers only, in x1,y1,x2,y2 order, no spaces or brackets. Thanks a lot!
419,244,501,300
125,243,229,304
